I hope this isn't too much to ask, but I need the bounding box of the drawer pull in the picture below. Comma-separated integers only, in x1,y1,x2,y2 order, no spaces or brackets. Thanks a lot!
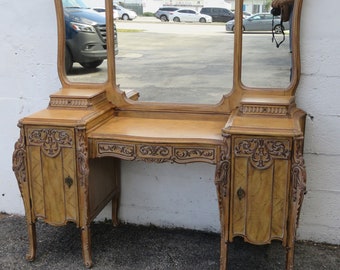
237,187,245,200
65,176,73,188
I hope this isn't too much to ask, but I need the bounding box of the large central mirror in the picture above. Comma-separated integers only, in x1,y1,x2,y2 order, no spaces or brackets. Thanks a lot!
57,0,302,105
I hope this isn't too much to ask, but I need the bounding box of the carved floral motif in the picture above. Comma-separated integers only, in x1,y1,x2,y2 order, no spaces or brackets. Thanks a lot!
139,145,170,157
98,142,135,159
215,135,231,197
235,138,290,169
12,127,27,193
95,141,217,164
28,128,73,157
76,129,89,187
240,105,288,116
49,98,89,108
175,147,215,161
291,137,307,226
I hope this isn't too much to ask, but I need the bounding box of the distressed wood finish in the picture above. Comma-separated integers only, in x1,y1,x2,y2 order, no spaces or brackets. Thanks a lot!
12,0,306,269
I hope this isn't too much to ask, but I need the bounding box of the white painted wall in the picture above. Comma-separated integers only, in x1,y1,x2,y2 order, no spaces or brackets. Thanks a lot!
1,0,339,245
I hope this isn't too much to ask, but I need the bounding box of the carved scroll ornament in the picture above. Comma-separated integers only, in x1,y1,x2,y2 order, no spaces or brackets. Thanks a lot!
175,147,215,162
240,104,288,116
96,141,217,164
235,138,290,169
27,128,73,157
76,129,89,187
138,145,171,161
12,127,27,193
215,135,231,197
291,137,307,228
98,142,135,160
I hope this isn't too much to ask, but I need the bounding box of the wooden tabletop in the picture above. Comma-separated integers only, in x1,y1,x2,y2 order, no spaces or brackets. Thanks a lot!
88,116,226,145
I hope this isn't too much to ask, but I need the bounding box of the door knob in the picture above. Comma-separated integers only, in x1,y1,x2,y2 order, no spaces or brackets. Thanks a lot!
237,187,245,200
65,176,73,188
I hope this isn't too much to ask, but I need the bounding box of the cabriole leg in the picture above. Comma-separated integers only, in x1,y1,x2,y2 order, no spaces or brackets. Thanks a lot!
215,135,231,270
219,237,228,270
286,246,295,270
81,226,92,268
25,222,37,261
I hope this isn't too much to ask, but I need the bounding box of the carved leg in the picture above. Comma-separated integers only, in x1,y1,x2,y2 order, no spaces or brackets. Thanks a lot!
285,137,307,270
81,226,93,268
219,236,228,270
25,222,37,261
215,171,230,269
285,207,297,270
216,183,229,270
112,158,121,227
13,127,37,261
285,246,294,270
112,193,120,226
215,136,231,270
75,129,92,267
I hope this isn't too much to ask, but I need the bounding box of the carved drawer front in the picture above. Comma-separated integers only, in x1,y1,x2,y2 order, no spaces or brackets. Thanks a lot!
26,127,78,226
230,136,291,244
93,140,218,164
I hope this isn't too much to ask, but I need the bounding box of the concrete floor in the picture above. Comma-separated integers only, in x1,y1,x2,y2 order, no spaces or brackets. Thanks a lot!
0,214,338,270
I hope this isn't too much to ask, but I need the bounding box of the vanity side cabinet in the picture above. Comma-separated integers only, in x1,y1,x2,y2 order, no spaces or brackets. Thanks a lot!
222,96,307,269
24,126,79,226
14,122,120,267
12,89,119,267
229,136,292,244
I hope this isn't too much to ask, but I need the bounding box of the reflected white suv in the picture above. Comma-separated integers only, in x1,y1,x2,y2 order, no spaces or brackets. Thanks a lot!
155,7,179,21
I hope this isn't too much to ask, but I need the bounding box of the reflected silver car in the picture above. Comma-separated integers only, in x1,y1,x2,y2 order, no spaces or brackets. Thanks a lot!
226,13,289,32
169,9,212,23
113,4,137,20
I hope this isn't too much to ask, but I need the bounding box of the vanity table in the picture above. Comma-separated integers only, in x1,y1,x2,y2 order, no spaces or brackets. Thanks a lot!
12,0,306,269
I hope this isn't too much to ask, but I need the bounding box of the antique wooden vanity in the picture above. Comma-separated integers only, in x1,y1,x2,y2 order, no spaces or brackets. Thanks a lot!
12,0,306,269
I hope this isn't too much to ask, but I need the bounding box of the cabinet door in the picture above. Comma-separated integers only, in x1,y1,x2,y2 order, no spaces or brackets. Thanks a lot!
26,127,78,226
230,136,291,244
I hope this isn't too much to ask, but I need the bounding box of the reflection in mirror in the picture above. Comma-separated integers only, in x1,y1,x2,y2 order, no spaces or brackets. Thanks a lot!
59,0,233,104
62,0,109,83
115,22,233,104
240,1,293,89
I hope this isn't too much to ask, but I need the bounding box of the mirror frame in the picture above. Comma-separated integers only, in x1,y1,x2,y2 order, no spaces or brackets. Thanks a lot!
235,0,303,98
54,0,303,115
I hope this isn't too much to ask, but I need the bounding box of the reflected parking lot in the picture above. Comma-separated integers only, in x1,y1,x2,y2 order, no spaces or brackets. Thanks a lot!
67,20,291,104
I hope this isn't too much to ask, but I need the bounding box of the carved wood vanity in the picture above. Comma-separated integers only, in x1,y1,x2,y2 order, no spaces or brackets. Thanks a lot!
12,0,306,269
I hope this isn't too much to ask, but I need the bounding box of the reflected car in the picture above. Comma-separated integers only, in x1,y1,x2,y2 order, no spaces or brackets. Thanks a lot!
242,11,252,18
113,4,137,20
92,7,119,20
169,9,212,23
200,7,234,22
155,7,179,21
226,13,289,32
63,0,118,73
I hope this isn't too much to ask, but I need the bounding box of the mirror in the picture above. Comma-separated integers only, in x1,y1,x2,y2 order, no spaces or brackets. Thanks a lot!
238,0,297,90
62,0,110,83
115,22,234,104
59,0,234,104
55,0,303,106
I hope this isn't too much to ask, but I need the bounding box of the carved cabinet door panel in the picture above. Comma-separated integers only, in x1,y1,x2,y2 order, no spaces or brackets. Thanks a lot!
229,136,291,244
25,127,78,226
